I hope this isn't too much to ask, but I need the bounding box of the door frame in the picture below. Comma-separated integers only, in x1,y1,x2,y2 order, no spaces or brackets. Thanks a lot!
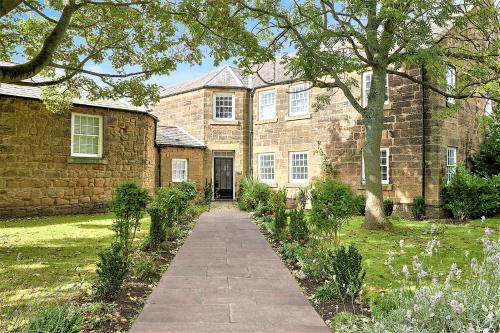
212,152,235,200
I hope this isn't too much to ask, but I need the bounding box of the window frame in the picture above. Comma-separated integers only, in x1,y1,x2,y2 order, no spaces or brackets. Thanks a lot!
257,153,275,183
172,158,188,182
289,151,309,183
70,112,103,158
446,147,457,184
484,95,493,115
362,71,389,107
446,66,456,105
258,89,277,120
213,92,236,121
289,82,309,116
361,148,390,185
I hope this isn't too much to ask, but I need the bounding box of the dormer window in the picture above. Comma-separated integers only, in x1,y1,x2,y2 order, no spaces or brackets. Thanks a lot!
213,93,235,121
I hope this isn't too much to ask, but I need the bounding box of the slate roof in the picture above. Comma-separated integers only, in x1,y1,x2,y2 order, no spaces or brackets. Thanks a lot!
0,61,147,113
159,58,298,97
160,66,248,97
156,125,205,148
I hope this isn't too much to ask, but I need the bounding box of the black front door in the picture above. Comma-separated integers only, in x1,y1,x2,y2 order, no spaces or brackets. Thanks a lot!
214,157,233,199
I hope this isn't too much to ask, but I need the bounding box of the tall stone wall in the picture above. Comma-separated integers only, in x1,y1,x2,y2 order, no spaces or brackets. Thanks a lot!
0,96,157,218
159,146,205,191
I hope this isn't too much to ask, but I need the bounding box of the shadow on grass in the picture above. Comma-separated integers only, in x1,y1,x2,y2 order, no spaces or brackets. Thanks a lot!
0,213,114,229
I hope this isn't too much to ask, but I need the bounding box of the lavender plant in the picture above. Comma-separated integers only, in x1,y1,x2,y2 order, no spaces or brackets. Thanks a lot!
335,225,499,332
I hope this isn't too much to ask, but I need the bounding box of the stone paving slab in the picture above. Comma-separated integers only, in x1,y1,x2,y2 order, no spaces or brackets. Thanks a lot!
130,210,330,333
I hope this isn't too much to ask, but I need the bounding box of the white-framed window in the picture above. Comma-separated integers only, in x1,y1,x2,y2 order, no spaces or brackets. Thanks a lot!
71,113,103,158
362,71,389,107
289,83,309,116
446,147,457,184
446,66,456,105
258,153,275,182
259,89,276,120
289,151,309,182
484,96,493,115
172,158,188,182
361,148,390,185
213,93,235,120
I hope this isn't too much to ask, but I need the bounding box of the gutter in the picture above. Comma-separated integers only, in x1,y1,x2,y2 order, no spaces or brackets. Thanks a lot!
153,118,162,187
248,74,255,177
420,65,427,202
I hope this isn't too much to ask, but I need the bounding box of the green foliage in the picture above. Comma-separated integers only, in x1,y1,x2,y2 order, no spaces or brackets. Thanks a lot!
153,186,189,227
269,188,288,235
1,2,204,112
295,186,310,210
132,253,159,282
204,179,213,207
145,206,167,250
310,178,354,244
289,208,308,243
282,241,306,265
22,305,82,333
472,115,500,176
442,165,500,221
315,244,365,303
383,198,394,217
111,182,150,255
237,177,271,211
94,243,128,300
175,180,197,201
336,229,499,333
353,195,366,216
412,196,426,220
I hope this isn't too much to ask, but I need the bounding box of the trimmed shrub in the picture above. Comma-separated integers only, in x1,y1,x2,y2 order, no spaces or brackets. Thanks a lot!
153,186,189,227
22,305,82,333
442,165,500,221
353,195,366,216
315,244,365,303
175,180,197,201
146,206,166,250
412,195,425,220
204,179,213,206
289,208,308,243
111,182,150,254
94,243,128,300
310,178,354,244
237,177,271,211
383,198,394,217
269,188,287,235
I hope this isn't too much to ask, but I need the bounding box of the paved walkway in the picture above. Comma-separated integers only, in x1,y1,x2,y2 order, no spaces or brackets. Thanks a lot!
130,210,330,333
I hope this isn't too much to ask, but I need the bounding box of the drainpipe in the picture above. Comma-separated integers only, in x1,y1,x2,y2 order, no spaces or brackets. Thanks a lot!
248,74,254,177
420,65,426,202
153,119,162,188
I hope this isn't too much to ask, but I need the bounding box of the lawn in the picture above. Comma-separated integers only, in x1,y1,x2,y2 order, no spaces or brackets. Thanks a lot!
0,213,151,329
337,215,499,295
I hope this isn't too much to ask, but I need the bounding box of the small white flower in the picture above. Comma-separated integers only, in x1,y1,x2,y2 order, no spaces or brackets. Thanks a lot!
450,299,464,314
480,215,486,222
402,265,410,278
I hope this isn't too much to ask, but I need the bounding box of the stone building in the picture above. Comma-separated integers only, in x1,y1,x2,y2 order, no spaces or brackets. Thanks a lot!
153,62,489,215
0,83,158,218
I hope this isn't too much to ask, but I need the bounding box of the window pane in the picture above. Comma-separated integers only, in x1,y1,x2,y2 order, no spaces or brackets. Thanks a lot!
290,84,309,115
72,114,101,156
259,154,275,181
172,159,187,181
259,91,276,119
215,95,234,119
291,152,308,181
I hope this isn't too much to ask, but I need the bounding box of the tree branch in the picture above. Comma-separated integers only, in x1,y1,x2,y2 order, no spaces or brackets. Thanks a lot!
0,2,82,83
0,0,22,17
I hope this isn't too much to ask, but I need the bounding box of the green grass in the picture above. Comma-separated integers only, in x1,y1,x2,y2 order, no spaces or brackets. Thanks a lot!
0,213,151,330
336,215,499,295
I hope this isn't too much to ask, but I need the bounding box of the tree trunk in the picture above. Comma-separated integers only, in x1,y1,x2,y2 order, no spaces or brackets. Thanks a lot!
362,68,388,229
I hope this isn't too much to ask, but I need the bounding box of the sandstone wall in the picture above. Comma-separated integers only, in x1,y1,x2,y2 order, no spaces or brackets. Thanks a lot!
159,146,205,191
0,96,157,218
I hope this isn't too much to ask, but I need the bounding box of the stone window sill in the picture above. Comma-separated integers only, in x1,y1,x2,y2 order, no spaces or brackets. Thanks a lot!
285,114,311,121
67,156,108,164
383,103,393,110
286,182,309,188
254,118,278,125
262,181,277,188
358,183,393,191
209,120,239,126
